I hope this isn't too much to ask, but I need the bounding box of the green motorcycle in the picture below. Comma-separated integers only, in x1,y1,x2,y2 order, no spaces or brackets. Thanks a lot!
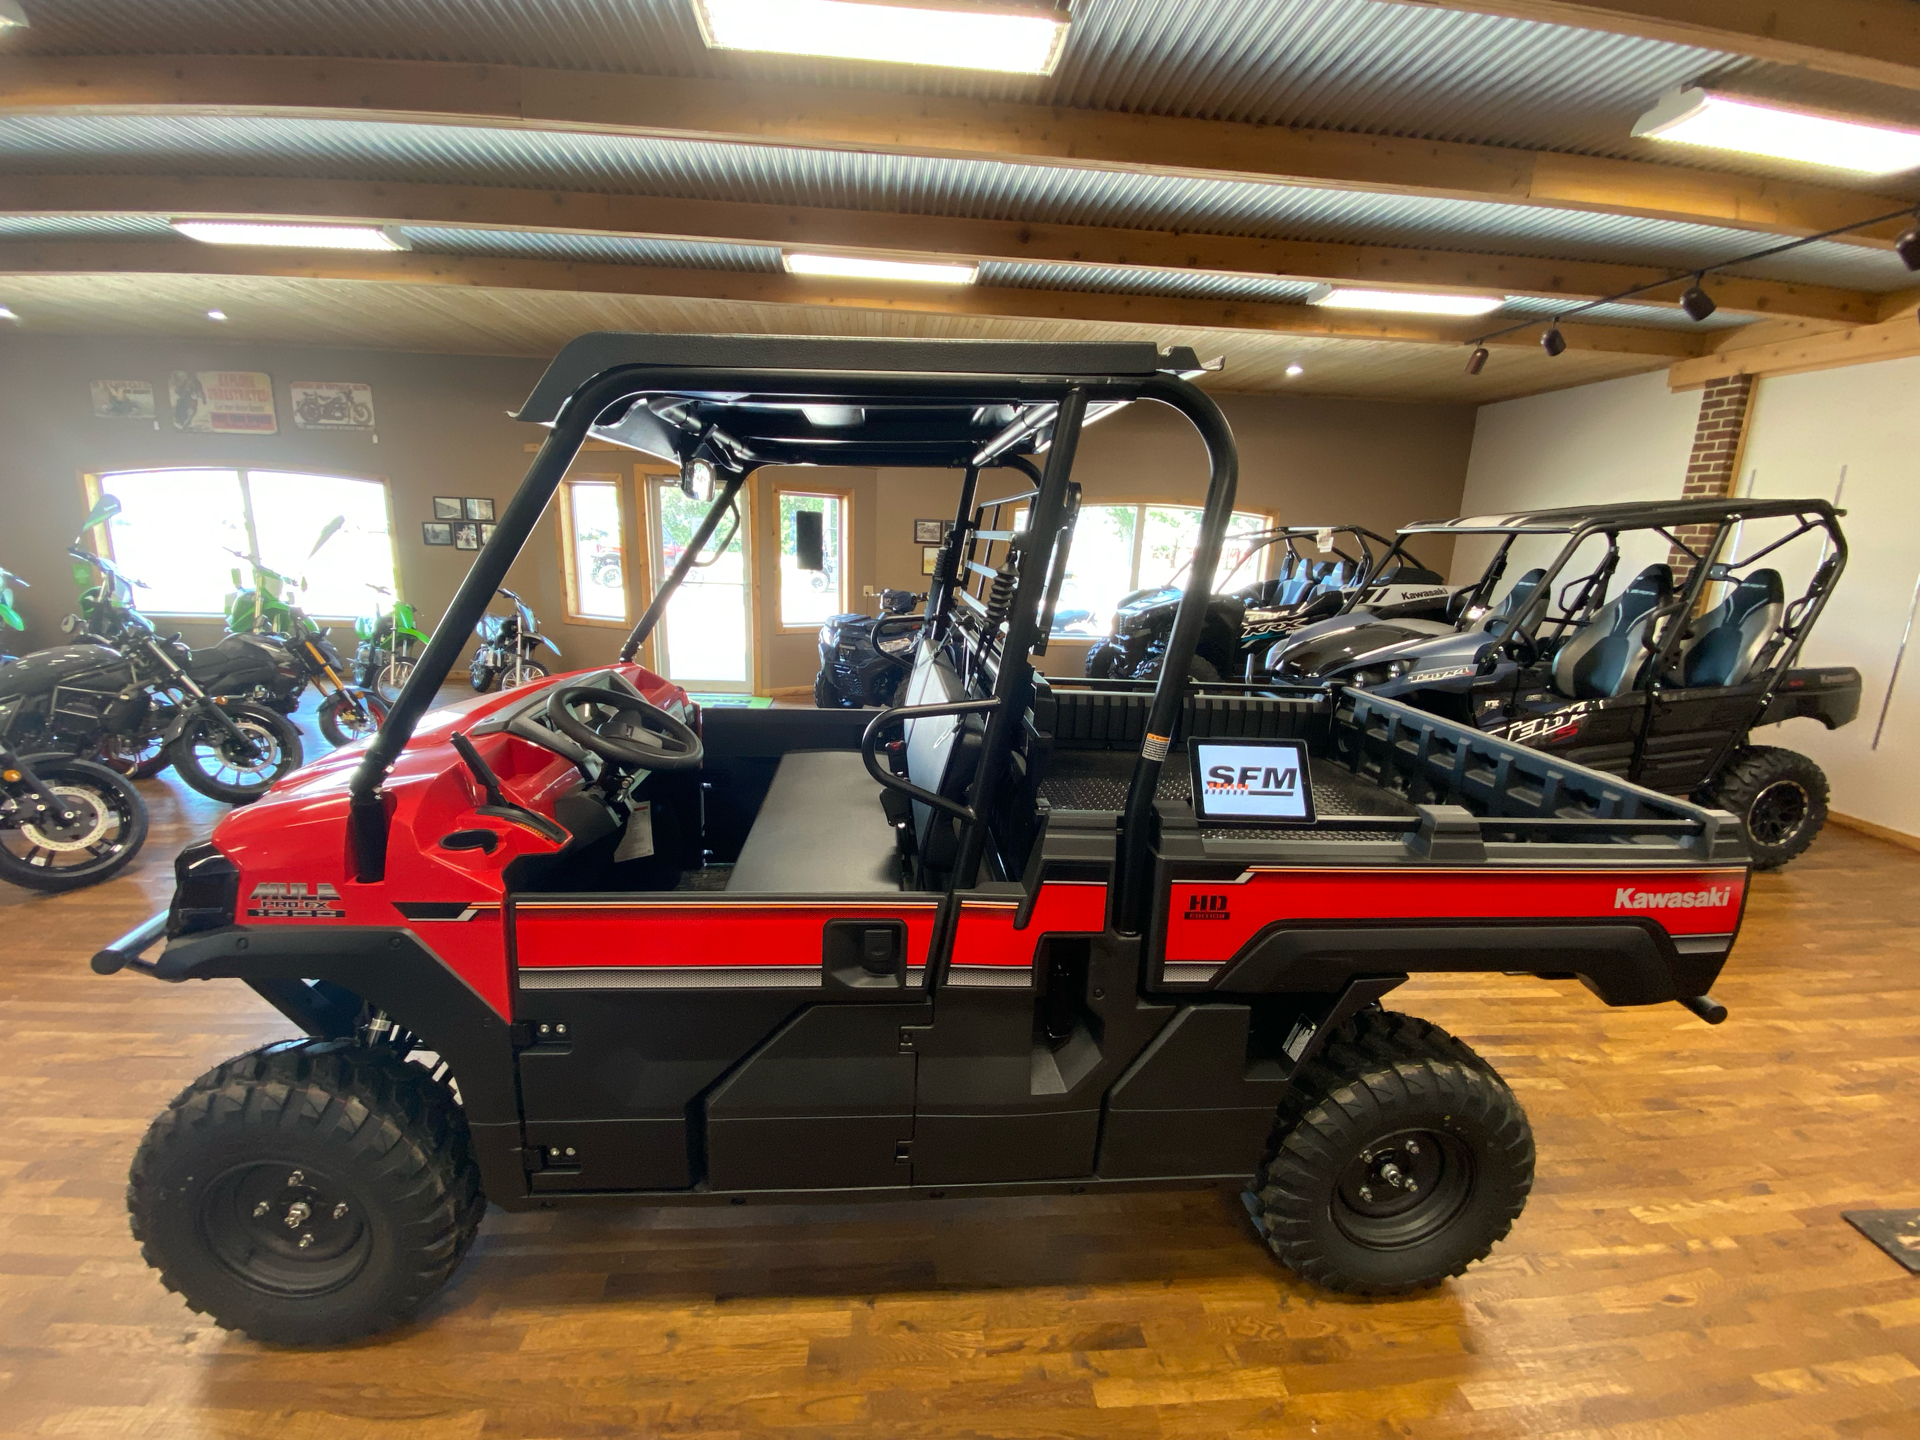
353,584,429,703
1,563,25,661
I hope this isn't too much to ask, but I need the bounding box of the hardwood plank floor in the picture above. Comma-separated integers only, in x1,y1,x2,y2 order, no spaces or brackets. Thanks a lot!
2,733,1916,1438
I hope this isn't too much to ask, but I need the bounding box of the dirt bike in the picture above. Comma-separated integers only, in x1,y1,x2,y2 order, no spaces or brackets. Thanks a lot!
226,534,387,748
1,562,25,666
354,584,429,703
470,588,559,692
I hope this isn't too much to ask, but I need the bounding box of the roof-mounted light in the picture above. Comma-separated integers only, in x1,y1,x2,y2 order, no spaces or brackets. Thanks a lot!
1633,87,1920,175
170,220,412,251
784,252,978,285
1307,285,1506,317
694,0,1070,75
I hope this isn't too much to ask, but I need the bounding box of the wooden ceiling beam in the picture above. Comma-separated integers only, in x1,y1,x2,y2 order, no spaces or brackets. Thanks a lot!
0,241,1705,360
1415,2,1920,93
0,54,1906,247
0,173,1882,324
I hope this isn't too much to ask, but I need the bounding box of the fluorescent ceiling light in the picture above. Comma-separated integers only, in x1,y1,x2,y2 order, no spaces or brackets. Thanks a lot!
171,220,411,251
785,252,978,285
694,0,1068,75
206,310,228,321
1633,87,1920,175
0,2,28,29
1308,285,1506,317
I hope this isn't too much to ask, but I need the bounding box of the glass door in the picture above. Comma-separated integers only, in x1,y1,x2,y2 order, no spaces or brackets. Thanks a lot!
646,479,755,694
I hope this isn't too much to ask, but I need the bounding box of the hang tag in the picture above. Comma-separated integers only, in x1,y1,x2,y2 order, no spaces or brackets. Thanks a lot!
614,801,655,862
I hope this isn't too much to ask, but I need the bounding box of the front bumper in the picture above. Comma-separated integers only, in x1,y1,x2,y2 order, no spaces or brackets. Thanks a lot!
90,910,169,976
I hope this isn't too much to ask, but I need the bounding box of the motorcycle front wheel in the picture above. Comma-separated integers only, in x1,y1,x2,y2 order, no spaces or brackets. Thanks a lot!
317,687,390,748
376,655,415,703
497,660,550,692
0,756,148,892
168,703,304,805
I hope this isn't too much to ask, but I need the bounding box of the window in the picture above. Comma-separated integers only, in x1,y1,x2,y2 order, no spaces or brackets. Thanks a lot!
560,476,628,623
88,467,396,618
776,489,848,628
1052,504,1272,637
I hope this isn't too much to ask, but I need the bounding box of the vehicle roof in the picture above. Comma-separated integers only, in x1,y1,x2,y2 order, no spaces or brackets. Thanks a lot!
512,332,1206,470
1401,497,1843,534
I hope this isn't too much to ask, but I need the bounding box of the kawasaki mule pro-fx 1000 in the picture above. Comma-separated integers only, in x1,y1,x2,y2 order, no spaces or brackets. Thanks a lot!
95,335,1752,1345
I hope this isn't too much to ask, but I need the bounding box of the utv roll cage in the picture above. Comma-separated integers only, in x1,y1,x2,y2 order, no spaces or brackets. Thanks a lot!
348,334,1231,931
1215,524,1414,602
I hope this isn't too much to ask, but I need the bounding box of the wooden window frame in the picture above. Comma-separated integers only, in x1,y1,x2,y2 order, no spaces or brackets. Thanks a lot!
772,481,854,634
556,472,632,629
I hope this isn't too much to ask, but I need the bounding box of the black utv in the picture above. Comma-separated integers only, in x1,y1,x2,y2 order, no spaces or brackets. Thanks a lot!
1086,525,1450,682
1265,499,1860,867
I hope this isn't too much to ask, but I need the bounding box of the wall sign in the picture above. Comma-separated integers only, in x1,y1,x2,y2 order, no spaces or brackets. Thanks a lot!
291,379,376,431
1189,739,1317,825
170,370,278,434
90,380,155,420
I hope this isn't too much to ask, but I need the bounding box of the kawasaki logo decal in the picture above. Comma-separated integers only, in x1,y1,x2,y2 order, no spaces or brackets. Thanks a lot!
1614,885,1733,911
248,881,346,919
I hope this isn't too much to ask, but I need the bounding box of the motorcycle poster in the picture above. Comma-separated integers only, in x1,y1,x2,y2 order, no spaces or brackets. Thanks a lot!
169,370,278,434
89,379,156,420
290,380,376,432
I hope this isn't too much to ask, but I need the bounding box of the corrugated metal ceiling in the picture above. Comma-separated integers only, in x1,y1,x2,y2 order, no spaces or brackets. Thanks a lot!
0,0,1753,161
0,112,1909,293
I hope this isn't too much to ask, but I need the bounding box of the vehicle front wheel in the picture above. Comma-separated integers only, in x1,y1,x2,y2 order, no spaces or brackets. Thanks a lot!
0,756,148,892
316,687,389,748
497,660,549,692
167,703,303,804
1253,1009,1534,1295
1708,745,1829,869
128,1039,485,1346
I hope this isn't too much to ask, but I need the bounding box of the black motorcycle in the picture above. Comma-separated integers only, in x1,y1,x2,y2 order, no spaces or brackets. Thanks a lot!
814,588,925,708
44,540,304,803
470,588,560,692
0,736,147,892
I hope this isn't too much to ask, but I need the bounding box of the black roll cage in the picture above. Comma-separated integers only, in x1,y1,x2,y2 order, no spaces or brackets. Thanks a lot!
345,338,1237,937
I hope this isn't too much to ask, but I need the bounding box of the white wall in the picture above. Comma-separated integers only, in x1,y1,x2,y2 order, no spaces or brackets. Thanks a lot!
1454,371,1703,589
1738,359,1920,840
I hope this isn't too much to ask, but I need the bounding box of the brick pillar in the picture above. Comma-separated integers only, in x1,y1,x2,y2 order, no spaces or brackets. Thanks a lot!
1669,374,1755,584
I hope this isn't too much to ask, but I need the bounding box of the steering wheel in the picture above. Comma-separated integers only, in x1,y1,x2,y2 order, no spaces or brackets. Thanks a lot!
544,685,703,772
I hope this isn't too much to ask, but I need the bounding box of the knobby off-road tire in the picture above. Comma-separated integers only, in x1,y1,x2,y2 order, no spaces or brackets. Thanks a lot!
1710,744,1828,870
1254,1009,1534,1295
128,1038,486,1346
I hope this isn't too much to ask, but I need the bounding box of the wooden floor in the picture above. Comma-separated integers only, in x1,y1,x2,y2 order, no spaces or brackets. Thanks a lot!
3,739,1918,1438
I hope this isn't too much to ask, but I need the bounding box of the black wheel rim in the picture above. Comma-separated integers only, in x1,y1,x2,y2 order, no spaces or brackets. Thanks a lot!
188,717,283,789
1,778,136,877
1748,779,1809,847
199,1161,371,1298
1331,1128,1474,1250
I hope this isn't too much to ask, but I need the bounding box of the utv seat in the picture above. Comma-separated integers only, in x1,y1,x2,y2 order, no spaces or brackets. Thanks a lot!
725,750,901,893
1551,564,1673,700
1481,568,1545,631
1682,568,1784,687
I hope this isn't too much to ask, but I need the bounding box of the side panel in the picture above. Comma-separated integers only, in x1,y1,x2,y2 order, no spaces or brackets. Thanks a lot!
510,894,940,1193
1155,866,1747,989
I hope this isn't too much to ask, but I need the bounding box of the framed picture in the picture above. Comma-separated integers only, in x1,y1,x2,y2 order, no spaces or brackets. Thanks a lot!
422,522,453,546
432,497,463,521
465,497,495,522
922,545,942,576
913,518,946,545
479,522,496,544
454,522,481,551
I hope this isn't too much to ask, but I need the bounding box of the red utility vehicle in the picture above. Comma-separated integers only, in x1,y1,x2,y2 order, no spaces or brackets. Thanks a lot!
96,335,1749,1345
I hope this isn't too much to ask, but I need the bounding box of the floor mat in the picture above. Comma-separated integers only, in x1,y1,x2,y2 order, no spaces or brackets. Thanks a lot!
1844,1210,1920,1273
688,694,773,708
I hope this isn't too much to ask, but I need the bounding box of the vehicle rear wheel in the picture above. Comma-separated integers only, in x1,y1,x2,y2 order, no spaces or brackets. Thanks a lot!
1709,745,1828,870
167,703,303,805
0,756,148,892
316,687,389,748
1253,1009,1533,1295
128,1038,485,1346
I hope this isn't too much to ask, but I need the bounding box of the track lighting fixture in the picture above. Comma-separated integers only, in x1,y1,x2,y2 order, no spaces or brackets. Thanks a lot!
1465,347,1489,375
1541,326,1567,358
1897,218,1920,271
1680,275,1717,322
